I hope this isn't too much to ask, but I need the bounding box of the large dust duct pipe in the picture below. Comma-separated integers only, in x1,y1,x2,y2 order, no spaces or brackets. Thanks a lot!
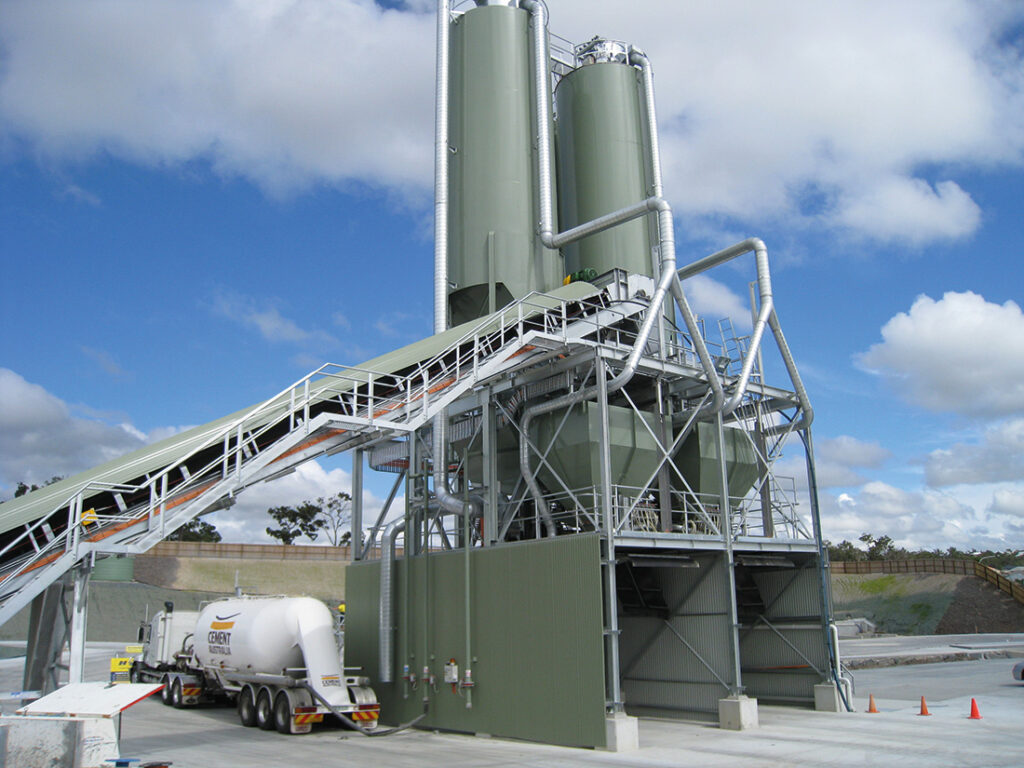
630,46,724,417
677,238,773,416
379,518,405,683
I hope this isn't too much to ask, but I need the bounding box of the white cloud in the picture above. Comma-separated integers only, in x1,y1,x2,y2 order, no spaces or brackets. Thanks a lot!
212,291,338,347
859,292,1024,417
926,419,1024,486
1,1,1022,243
819,479,1024,550
832,178,981,245
777,434,890,489
990,488,1024,518
0,369,177,494
208,460,401,544
681,274,752,328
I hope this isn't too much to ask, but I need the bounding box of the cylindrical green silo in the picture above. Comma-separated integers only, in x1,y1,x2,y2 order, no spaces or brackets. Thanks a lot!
447,4,562,327
555,48,656,278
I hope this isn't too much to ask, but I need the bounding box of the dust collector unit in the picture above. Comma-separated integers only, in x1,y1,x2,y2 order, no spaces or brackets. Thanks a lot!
446,1,562,327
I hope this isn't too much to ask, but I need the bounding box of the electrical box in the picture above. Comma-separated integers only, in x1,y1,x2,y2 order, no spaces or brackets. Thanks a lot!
443,659,459,684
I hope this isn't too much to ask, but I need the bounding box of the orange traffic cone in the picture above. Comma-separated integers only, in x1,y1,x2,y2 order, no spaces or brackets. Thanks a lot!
867,694,879,714
968,698,982,720
918,696,931,716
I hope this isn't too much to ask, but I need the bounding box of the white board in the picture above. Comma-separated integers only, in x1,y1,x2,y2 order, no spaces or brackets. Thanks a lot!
16,682,163,718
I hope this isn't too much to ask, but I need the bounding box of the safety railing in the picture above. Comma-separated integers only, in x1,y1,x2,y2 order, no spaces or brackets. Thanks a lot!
0,284,656,601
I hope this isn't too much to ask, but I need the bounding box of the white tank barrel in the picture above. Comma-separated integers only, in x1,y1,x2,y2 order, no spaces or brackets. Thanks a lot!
193,596,350,705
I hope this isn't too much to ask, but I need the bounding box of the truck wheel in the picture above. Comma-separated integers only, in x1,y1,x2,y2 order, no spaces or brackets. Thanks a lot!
256,688,275,730
238,686,257,727
171,678,184,708
274,693,293,735
160,676,173,706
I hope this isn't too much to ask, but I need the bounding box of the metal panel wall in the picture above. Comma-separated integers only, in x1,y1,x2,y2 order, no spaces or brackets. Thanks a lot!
739,563,829,704
617,554,736,719
345,534,607,747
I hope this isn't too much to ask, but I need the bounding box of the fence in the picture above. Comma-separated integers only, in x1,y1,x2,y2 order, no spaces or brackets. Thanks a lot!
142,541,354,561
829,558,1024,606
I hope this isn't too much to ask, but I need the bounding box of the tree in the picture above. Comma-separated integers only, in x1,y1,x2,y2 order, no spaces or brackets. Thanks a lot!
15,476,64,497
824,539,866,562
266,501,325,545
168,518,222,542
315,492,352,547
265,492,355,546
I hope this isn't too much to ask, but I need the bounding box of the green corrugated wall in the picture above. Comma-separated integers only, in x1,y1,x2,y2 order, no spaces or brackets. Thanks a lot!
345,534,607,748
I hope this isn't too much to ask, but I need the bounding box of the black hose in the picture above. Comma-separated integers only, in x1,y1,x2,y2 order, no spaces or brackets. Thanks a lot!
300,682,427,737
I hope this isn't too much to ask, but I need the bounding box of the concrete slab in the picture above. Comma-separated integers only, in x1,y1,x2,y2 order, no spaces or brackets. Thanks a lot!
1,640,1022,767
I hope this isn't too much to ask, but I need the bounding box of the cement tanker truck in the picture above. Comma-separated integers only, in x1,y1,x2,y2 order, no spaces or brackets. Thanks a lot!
131,595,379,735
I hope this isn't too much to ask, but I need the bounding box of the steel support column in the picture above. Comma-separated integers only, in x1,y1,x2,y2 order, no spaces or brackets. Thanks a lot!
597,358,623,712
67,557,93,684
715,411,743,696
352,448,364,559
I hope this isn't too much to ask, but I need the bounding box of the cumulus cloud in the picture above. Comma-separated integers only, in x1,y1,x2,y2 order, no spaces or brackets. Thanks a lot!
681,274,752,328
927,419,1024,486
1,1,1022,243
989,488,1024,518
208,460,401,544
832,178,981,245
859,292,1024,417
0,369,175,494
776,434,890,489
819,481,973,549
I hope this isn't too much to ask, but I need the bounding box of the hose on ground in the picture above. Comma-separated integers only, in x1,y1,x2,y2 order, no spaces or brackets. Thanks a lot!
301,682,427,737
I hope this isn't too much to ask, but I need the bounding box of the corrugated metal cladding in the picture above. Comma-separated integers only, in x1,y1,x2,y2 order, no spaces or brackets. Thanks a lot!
739,565,828,704
345,534,607,748
619,554,735,717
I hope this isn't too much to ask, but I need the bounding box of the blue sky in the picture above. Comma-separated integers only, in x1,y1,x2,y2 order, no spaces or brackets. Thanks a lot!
2,0,1023,550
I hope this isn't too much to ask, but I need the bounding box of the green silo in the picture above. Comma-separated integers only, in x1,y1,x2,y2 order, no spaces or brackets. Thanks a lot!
554,42,656,278
447,3,562,327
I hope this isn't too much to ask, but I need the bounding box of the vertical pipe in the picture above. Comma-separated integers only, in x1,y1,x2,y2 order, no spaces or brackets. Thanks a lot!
434,0,451,335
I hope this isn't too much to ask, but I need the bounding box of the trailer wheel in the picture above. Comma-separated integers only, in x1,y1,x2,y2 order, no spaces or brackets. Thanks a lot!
274,692,293,735
171,678,184,708
255,688,275,730
238,686,257,727
160,676,173,706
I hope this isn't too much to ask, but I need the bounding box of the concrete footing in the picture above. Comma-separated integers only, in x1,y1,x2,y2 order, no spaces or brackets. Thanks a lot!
603,712,639,751
718,695,759,730
0,715,119,768
815,682,843,712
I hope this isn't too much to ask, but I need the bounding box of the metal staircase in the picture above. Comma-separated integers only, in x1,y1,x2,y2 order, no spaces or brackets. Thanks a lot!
0,285,651,628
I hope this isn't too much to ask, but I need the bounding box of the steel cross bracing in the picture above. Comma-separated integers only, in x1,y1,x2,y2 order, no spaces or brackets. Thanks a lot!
0,286,649,628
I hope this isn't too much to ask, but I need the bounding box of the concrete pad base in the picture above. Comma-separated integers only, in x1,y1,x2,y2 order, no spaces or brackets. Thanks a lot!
815,682,843,712
0,715,118,768
718,695,759,730
603,712,639,751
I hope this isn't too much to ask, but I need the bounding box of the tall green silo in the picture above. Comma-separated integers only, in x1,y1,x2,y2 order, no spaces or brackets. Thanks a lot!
447,3,562,327
555,39,656,278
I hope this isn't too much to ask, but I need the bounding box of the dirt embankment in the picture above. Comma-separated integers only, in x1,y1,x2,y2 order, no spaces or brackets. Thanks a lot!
831,572,1024,634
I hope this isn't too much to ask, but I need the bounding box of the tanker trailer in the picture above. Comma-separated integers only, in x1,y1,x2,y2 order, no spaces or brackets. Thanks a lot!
132,596,379,735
